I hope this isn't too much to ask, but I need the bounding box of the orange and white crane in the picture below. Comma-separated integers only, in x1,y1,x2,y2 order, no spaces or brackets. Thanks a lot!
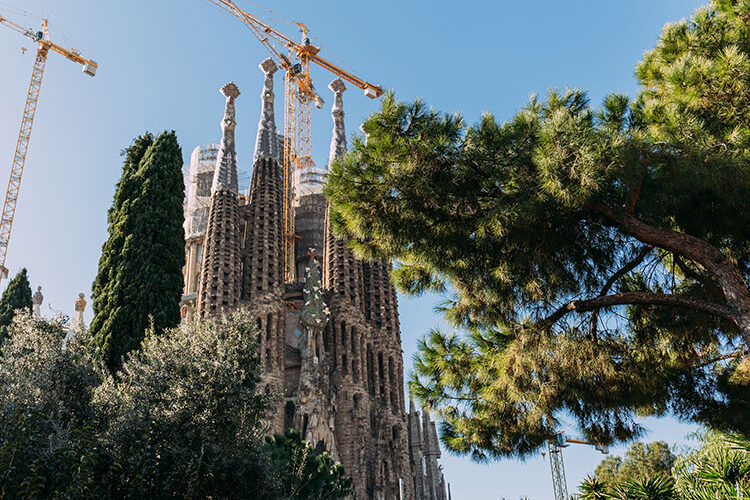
208,0,383,282
0,12,97,280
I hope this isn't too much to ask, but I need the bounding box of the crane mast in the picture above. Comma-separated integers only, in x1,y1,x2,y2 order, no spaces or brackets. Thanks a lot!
545,432,610,499
548,439,569,500
208,0,383,282
0,13,97,279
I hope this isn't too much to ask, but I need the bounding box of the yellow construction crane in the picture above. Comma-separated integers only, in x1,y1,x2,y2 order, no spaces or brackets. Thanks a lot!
0,12,97,280
544,431,609,500
208,0,383,282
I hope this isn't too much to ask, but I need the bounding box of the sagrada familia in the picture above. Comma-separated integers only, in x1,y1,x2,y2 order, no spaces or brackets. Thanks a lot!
179,58,448,500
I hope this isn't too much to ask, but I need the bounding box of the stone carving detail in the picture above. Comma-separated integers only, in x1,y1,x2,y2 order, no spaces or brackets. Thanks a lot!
328,78,347,167
254,57,279,163
32,285,43,318
73,293,86,331
196,82,243,318
212,82,240,194
301,249,329,360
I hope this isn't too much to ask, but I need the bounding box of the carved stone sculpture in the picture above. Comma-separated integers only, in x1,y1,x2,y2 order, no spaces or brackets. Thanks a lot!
31,285,43,317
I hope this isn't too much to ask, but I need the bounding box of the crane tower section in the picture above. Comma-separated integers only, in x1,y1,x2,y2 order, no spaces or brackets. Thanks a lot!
0,14,97,279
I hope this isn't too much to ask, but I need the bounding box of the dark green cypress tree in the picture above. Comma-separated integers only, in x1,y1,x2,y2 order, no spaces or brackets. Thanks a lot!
0,268,33,343
91,131,185,371
90,133,154,337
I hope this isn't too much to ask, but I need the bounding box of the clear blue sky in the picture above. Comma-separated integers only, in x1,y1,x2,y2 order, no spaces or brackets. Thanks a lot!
0,0,707,497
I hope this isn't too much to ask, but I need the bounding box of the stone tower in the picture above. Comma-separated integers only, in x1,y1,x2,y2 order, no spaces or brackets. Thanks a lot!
196,82,242,318
243,58,285,303
408,402,447,500
182,64,446,500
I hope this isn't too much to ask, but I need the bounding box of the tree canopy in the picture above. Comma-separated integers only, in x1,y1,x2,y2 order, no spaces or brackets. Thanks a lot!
326,0,750,458
0,267,32,343
91,131,185,372
593,441,676,485
0,312,283,498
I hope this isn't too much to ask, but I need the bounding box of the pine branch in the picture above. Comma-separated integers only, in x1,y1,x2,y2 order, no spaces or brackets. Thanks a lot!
590,245,653,338
541,291,734,331
584,201,750,338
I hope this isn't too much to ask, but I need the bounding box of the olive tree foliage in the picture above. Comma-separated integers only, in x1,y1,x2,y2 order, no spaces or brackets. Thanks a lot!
326,1,750,458
93,312,275,498
0,312,109,498
0,311,280,498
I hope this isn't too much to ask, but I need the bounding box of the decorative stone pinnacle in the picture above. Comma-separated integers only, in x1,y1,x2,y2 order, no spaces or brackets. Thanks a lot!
254,58,279,163
329,78,346,100
260,57,278,76
213,81,240,193
328,78,347,166
221,81,240,100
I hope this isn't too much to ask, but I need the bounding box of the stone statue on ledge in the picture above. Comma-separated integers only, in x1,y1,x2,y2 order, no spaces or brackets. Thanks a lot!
73,293,86,331
31,286,43,318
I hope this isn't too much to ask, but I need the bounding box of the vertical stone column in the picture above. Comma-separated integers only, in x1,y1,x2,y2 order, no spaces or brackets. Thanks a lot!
322,79,364,308
243,58,285,300
408,401,426,500
255,58,279,163
422,408,446,500
197,83,242,318
328,78,347,166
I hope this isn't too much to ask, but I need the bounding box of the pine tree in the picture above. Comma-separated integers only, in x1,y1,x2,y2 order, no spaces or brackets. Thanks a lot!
326,1,750,458
0,268,32,342
91,131,185,371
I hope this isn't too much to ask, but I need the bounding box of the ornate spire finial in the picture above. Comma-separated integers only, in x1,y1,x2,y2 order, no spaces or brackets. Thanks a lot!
254,57,279,163
328,78,347,166
212,82,240,193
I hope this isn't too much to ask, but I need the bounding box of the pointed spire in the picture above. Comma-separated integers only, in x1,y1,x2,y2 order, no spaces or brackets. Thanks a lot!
254,57,279,163
212,82,240,193
328,78,347,166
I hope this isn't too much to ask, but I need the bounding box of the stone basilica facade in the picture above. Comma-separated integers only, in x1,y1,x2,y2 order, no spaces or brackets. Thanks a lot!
179,59,447,500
